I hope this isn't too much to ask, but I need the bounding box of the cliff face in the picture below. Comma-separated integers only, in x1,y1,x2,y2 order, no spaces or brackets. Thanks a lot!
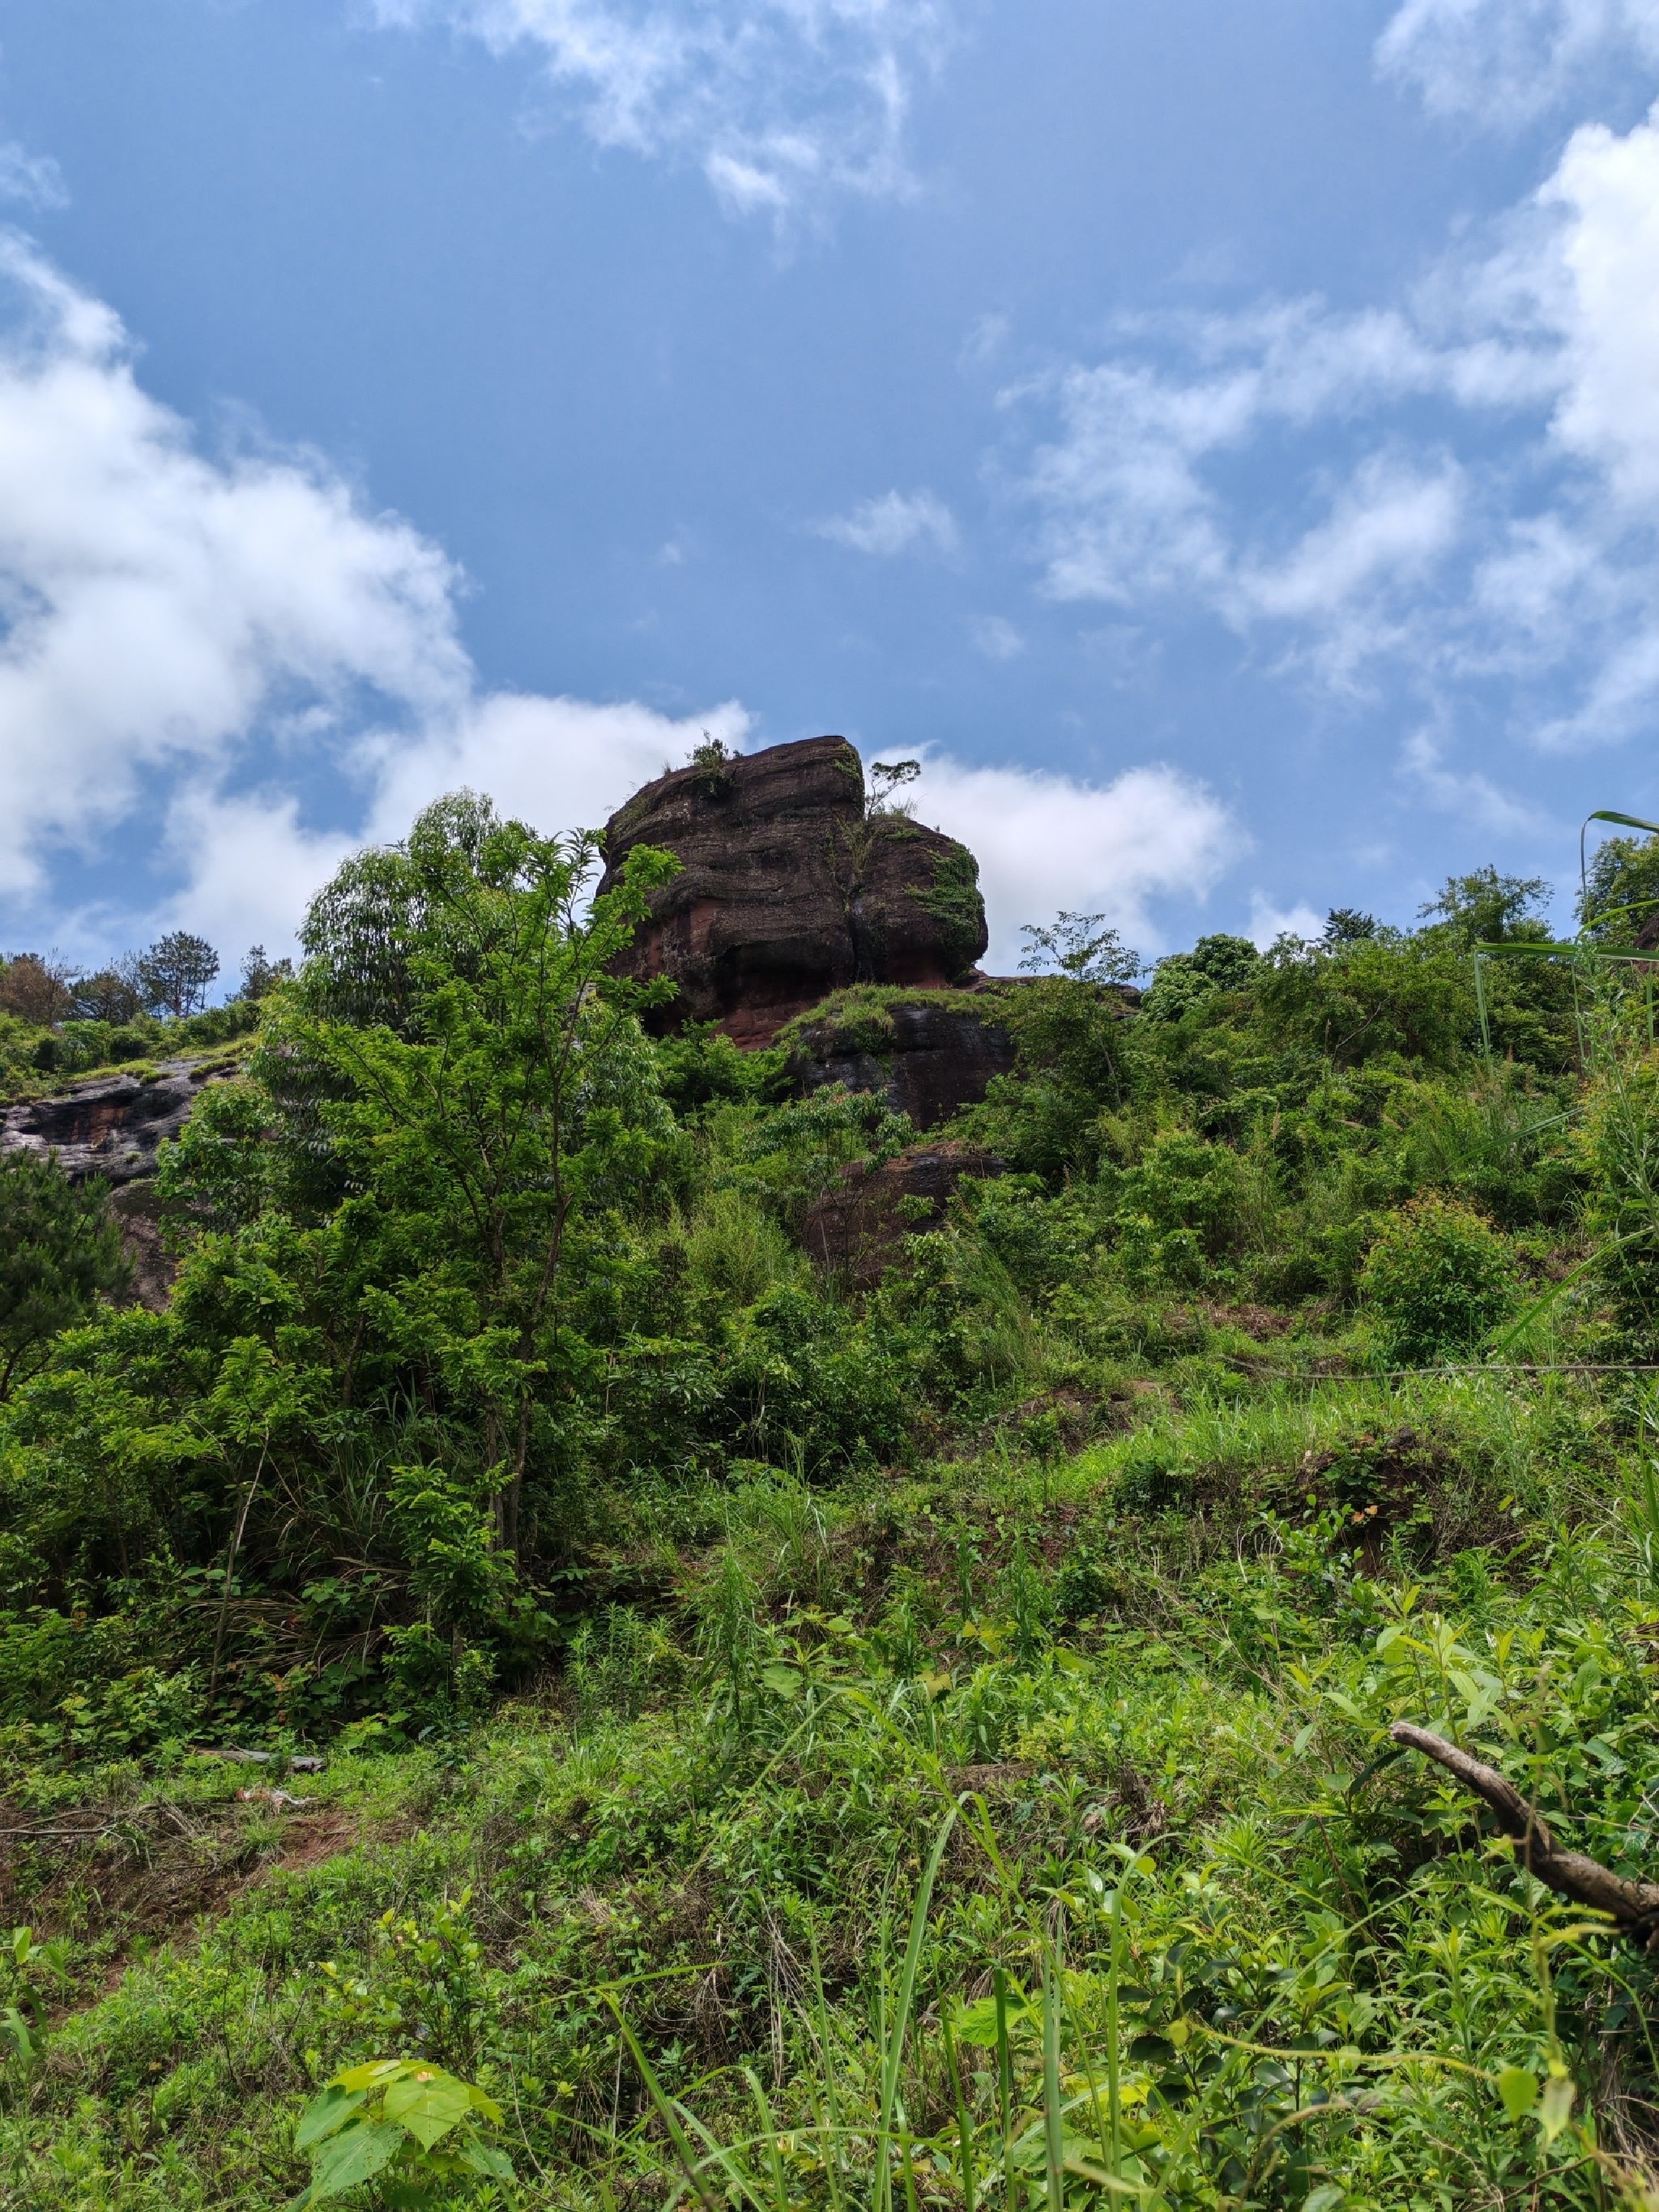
597,736,988,1046
0,1060,234,1310
0,1061,224,1185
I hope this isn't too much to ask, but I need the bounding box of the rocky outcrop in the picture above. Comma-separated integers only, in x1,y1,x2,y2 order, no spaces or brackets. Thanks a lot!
787,996,1017,1130
803,1140,1004,1285
598,736,988,1046
109,1181,181,1311
0,1061,228,1186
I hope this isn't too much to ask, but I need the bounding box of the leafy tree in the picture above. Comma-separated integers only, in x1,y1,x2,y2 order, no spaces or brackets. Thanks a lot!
1017,911,1141,985
1255,932,1473,1070
965,977,1133,1177
866,758,921,816
1579,831,1659,946
167,790,680,1561
0,954,72,1026
0,1155,129,1398
69,959,143,1024
1142,932,1259,1020
1322,907,1378,948
1418,865,1551,947
138,931,220,1018
238,944,294,1000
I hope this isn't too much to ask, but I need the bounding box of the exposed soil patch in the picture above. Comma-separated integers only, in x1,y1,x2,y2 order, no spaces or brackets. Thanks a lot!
1201,1303,1293,1339
274,1808,356,1874
0,1791,365,2018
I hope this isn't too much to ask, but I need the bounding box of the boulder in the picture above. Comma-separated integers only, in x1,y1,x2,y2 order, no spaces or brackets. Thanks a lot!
787,994,1016,1130
597,736,988,1045
803,1139,1004,1285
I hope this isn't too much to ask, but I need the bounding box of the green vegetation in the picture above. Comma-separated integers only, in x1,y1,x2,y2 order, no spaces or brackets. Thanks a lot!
911,845,987,975
776,982,1014,1063
5,796,1659,2206
0,929,267,1095
0,1155,129,1400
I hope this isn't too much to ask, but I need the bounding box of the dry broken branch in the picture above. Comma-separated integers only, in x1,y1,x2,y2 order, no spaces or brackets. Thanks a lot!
1390,1721,1659,1940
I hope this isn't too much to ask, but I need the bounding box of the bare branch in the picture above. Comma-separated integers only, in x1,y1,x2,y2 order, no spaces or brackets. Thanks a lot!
1390,1721,1659,1937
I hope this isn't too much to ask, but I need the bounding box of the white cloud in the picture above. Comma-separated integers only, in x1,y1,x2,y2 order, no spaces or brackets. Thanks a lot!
909,752,1239,966
159,788,360,962
1401,731,1546,831
365,0,956,222
0,235,752,958
813,486,959,557
1378,0,1659,126
361,690,752,843
0,236,1239,971
1543,113,1659,502
970,613,1023,660
1248,894,1324,950
0,233,469,904
1236,458,1464,626
0,139,66,211
1008,96,1659,745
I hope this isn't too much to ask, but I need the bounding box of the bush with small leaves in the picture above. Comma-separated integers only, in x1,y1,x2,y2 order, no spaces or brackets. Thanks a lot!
1359,1194,1518,1366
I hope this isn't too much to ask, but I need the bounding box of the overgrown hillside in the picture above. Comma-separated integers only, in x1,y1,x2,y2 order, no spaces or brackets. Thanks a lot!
4,798,1659,2208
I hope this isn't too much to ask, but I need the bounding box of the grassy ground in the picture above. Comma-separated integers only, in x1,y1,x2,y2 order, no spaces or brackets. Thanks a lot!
3,1365,1656,2209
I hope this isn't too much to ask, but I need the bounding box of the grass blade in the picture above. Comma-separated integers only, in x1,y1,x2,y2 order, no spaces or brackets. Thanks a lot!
1042,1951,1065,2212
876,1807,960,2210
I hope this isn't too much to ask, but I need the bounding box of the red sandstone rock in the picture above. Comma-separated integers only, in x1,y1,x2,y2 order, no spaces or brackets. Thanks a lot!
597,736,987,1044
802,1139,1004,1285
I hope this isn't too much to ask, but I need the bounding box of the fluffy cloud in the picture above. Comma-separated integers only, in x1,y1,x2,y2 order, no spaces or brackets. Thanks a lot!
812,487,959,557
0,234,469,904
1247,895,1325,950
909,753,1238,967
1009,94,1659,742
361,690,752,843
365,0,955,221
0,235,747,958
0,235,1235,969
1544,113,1659,502
1377,0,1659,126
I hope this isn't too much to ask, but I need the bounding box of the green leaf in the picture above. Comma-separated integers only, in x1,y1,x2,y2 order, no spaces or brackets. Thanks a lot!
1540,2069,1576,2143
1303,2188,1346,2212
761,1662,802,1698
382,2066,473,2150
304,2118,405,2201
1496,2065,1537,2119
454,2136,517,2181
953,1987,1034,2047
332,2059,404,2093
295,2086,367,2152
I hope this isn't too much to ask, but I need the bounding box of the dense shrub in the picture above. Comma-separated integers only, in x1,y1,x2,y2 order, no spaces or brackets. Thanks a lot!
1358,1194,1519,1365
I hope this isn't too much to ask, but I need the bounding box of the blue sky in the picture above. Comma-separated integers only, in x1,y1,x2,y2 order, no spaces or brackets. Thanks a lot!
3,0,1659,976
